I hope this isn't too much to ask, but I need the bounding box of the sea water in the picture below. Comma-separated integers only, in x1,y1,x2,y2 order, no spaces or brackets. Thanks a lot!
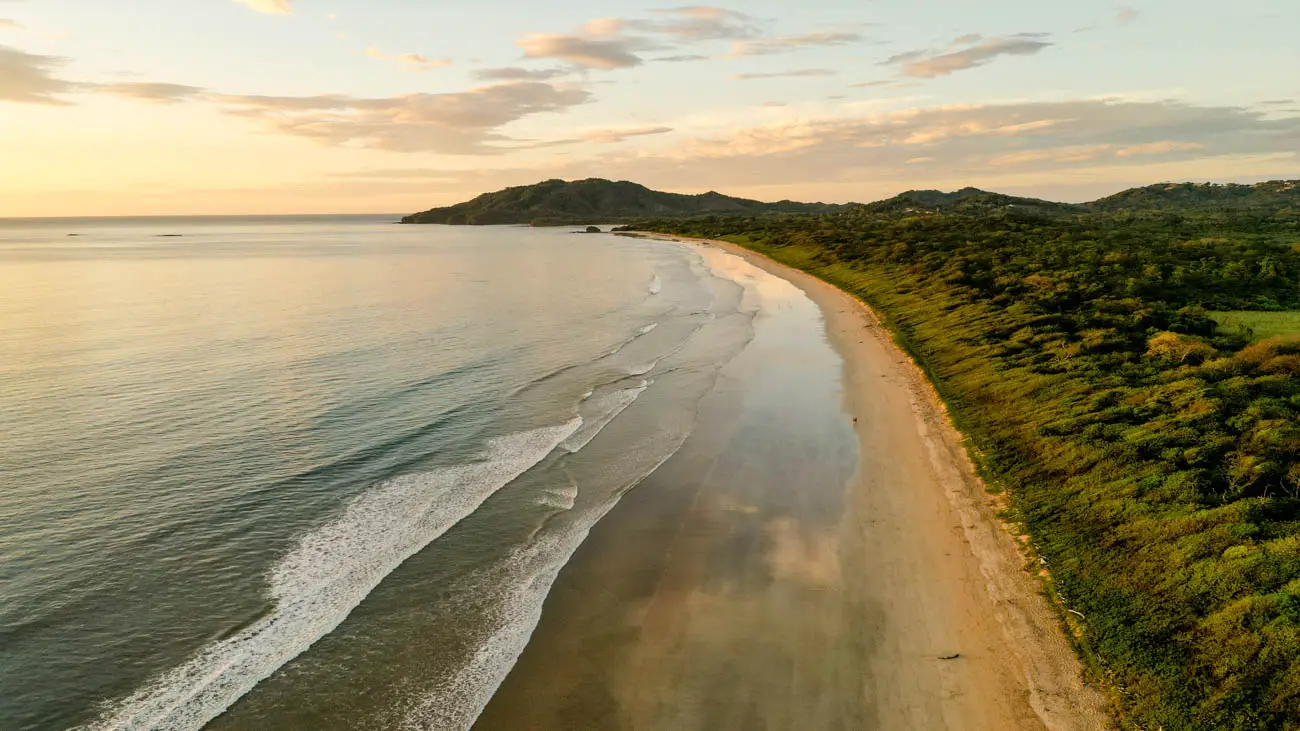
0,216,762,730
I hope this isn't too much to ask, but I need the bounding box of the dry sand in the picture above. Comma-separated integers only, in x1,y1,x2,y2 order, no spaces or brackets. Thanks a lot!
475,235,1112,731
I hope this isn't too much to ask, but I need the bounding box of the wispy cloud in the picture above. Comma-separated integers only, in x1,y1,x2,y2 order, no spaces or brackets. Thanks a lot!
471,66,569,81
1116,7,1140,25
886,34,1053,78
658,100,1300,175
517,33,649,69
518,7,761,70
728,30,864,57
0,18,24,31
233,0,292,15
1115,140,1203,157
364,47,451,71
580,125,673,143
0,44,75,104
95,82,205,103
731,68,836,80
585,6,761,41
212,81,592,154
654,53,711,63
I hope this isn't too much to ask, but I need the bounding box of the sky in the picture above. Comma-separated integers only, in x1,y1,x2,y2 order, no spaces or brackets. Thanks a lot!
0,0,1297,216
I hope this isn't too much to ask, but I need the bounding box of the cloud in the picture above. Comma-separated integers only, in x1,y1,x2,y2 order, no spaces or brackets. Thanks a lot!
213,81,592,154
951,33,982,45
0,44,75,104
1115,141,1204,157
728,30,864,57
654,53,711,63
168,95,1300,213
364,47,452,72
453,100,1287,204
658,100,1300,175
233,0,292,15
95,82,205,103
1260,99,1295,106
882,48,929,65
763,101,787,107
509,8,765,71
0,18,24,31
731,68,836,80
471,66,569,81
1116,7,1140,25
580,125,673,143
635,6,761,40
887,35,1053,78
517,33,648,69
851,80,890,88
582,7,760,41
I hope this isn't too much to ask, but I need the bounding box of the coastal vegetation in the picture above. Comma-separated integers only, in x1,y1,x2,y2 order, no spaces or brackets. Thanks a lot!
619,180,1300,730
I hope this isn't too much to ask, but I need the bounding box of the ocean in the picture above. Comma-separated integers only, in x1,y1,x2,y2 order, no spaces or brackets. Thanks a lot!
0,215,795,730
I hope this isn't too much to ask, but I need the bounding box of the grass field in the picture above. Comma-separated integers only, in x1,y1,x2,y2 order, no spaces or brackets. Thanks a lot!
1210,310,1300,340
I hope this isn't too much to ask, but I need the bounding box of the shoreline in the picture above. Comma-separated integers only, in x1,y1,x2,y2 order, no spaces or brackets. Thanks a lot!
652,233,1112,730
476,232,1111,730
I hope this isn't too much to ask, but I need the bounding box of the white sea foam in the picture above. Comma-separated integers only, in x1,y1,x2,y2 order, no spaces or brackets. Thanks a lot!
400,437,689,731
626,359,660,376
648,274,662,295
398,240,767,731
81,420,581,731
606,322,661,357
560,382,649,454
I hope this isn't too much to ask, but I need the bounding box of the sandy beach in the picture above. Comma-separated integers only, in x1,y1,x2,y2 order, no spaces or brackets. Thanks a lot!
475,235,1111,731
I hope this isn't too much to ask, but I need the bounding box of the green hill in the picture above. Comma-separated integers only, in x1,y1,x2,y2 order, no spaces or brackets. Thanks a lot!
853,187,1085,218
400,178,843,225
1089,180,1300,215
846,180,1300,221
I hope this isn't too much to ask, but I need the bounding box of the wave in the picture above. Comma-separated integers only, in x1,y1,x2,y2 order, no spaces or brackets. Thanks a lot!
560,381,650,454
81,419,581,731
400,431,693,731
626,359,660,377
608,322,661,356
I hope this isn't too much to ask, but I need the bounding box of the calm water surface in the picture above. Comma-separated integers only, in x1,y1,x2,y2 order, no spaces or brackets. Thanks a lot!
0,215,771,730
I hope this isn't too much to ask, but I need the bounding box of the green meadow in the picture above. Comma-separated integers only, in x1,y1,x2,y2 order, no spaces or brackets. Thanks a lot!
1211,311,1300,341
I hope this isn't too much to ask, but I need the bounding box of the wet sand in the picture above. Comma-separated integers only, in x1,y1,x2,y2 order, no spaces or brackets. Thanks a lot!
474,237,1111,731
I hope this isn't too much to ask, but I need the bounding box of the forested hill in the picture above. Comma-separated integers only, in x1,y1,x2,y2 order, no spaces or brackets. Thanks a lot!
1091,180,1300,214
399,178,842,225
851,187,1085,218
846,179,1300,219
402,179,1299,226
